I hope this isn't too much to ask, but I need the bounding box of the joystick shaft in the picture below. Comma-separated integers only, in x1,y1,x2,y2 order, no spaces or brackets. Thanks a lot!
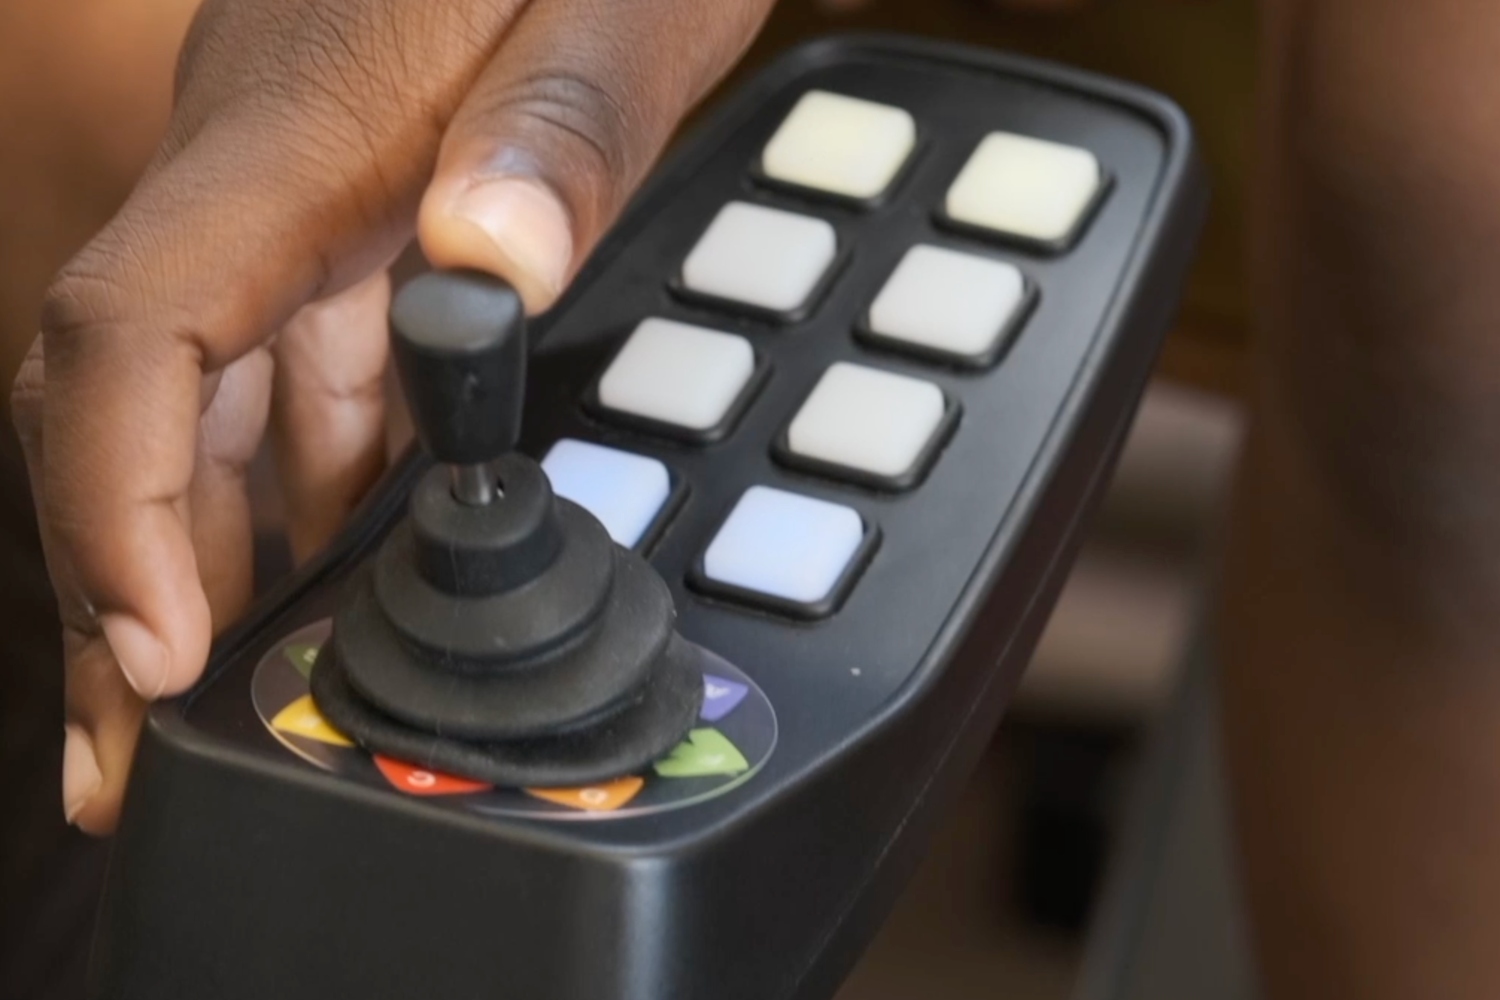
451,463,498,507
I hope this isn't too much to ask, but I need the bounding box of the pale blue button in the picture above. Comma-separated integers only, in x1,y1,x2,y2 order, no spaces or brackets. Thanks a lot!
703,486,864,604
542,439,671,549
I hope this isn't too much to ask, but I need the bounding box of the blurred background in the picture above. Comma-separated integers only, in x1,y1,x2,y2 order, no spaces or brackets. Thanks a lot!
0,0,1255,997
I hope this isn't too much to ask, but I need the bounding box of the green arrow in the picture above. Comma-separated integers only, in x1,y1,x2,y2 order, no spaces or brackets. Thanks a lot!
283,644,320,680
653,729,749,779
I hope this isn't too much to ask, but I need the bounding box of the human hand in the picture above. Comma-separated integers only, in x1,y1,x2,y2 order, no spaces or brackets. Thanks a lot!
11,0,775,834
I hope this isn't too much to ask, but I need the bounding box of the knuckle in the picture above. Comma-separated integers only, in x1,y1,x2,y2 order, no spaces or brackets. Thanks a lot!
487,70,641,182
43,260,126,339
40,249,142,367
39,212,197,368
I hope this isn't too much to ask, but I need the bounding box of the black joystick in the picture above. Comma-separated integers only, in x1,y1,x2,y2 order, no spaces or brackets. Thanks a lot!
309,270,703,787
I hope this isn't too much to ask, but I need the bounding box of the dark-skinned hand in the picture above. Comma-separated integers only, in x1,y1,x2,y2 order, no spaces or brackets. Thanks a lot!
10,0,776,834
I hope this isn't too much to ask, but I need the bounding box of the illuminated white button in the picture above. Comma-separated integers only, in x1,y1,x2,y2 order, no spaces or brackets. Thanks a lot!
703,486,864,605
681,202,837,314
787,363,946,480
945,132,1102,244
761,90,916,200
597,318,755,433
867,245,1028,362
541,439,670,548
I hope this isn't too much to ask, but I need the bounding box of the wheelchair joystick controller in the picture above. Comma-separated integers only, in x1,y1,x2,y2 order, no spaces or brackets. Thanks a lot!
87,44,1207,1000
308,269,703,788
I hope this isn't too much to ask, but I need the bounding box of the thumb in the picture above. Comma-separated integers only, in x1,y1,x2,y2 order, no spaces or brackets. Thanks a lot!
418,0,774,313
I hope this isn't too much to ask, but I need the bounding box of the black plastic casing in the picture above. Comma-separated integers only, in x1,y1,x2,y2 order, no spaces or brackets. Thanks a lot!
90,36,1207,1000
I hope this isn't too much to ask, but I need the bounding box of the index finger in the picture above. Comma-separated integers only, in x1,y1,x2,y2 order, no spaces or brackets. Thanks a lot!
33,118,415,695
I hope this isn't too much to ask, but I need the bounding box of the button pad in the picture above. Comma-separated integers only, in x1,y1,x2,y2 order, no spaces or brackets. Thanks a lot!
693,486,875,618
679,202,839,318
541,439,673,550
574,111,1101,622
594,318,760,442
862,245,1032,367
943,132,1105,250
779,363,955,491
760,90,916,203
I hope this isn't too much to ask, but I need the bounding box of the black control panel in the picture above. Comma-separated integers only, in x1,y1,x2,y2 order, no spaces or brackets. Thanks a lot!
91,35,1206,1000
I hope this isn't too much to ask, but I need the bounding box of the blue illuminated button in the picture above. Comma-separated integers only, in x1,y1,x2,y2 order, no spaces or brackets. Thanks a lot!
701,486,867,612
541,439,671,549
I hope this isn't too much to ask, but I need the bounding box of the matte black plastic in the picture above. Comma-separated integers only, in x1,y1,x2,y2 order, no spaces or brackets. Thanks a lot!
408,457,563,594
317,444,698,774
375,505,613,664
312,631,703,786
323,258,702,782
91,35,1208,1000
391,269,527,465
338,545,673,736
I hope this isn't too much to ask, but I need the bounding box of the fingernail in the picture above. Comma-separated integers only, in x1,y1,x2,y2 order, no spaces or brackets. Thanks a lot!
100,612,169,699
443,177,573,311
63,724,103,824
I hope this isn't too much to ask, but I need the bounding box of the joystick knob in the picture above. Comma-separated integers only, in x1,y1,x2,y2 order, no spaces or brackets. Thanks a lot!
389,270,526,506
309,270,703,788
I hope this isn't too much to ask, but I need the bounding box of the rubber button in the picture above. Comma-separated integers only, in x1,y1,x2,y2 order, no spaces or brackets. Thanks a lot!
945,132,1103,246
701,486,864,605
681,202,837,315
760,90,916,201
542,439,671,549
785,363,948,484
866,244,1029,365
596,318,756,435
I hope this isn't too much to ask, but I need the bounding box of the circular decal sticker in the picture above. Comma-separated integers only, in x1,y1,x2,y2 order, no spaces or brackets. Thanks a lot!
252,620,776,821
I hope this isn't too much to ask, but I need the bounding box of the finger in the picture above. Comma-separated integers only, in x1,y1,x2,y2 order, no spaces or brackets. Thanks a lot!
418,0,776,312
22,0,542,833
16,339,140,834
191,346,274,624
30,52,456,702
271,270,392,564
20,339,272,832
62,629,147,835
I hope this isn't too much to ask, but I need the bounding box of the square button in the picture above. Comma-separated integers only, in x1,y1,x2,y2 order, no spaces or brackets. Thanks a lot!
680,202,838,318
541,439,672,549
862,245,1032,367
779,362,955,490
695,486,873,617
760,90,916,202
943,132,1105,250
594,318,759,442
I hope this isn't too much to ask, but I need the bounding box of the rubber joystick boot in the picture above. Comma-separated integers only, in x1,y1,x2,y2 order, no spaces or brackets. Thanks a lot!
310,270,701,787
